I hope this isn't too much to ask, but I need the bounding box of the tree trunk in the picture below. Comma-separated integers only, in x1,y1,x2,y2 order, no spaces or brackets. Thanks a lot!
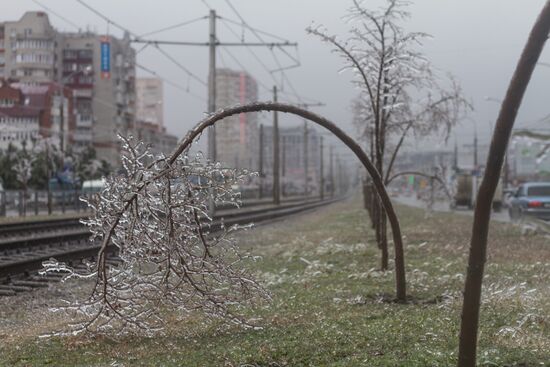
457,2,550,366
379,210,388,270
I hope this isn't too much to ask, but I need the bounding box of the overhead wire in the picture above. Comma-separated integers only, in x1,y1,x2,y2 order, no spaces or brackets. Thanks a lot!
31,0,81,31
75,0,207,97
138,16,208,38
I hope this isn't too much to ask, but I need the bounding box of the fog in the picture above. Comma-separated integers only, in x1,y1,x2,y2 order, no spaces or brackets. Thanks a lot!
4,0,550,154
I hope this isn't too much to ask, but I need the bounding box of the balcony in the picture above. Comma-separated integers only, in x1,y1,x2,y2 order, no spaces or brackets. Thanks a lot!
73,131,93,142
76,114,93,128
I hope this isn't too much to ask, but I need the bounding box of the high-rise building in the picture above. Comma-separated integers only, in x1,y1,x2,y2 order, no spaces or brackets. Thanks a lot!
0,12,61,83
215,68,259,170
0,12,137,167
261,125,321,192
62,31,136,166
136,77,163,127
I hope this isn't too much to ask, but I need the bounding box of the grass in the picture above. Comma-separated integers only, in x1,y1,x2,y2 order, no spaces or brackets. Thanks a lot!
0,198,548,366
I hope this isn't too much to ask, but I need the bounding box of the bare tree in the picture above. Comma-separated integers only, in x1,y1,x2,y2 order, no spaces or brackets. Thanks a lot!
43,102,409,337
308,0,469,270
43,136,269,335
458,1,550,365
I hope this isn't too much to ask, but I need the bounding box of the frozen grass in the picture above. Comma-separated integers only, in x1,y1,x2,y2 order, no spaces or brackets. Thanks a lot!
0,197,548,366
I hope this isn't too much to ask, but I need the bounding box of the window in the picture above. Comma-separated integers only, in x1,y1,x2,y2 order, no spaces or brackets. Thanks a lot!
527,185,550,196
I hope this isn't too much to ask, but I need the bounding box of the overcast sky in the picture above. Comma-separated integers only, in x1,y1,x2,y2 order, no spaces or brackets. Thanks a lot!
4,0,550,155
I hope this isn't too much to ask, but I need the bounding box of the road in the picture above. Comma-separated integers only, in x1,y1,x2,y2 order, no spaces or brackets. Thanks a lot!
393,195,511,223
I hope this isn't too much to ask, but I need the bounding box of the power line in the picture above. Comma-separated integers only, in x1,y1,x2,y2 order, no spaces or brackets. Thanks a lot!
138,16,208,38
222,0,304,103
153,45,207,86
75,0,206,98
134,62,206,102
31,0,81,31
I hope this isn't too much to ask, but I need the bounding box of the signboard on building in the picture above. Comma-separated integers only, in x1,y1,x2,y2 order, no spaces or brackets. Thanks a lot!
100,36,110,80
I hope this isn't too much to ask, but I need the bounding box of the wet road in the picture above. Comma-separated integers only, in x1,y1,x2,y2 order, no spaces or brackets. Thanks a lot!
394,195,511,223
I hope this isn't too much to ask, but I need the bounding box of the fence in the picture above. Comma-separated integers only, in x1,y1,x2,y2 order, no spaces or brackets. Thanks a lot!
0,190,92,217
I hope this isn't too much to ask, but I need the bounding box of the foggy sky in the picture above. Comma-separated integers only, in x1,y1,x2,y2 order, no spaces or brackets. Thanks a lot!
4,0,550,155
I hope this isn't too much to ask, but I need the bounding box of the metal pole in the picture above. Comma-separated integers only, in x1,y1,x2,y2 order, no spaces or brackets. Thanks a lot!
272,86,280,205
46,141,52,215
207,9,217,162
59,94,65,157
281,135,286,197
320,136,324,200
258,123,264,199
0,191,5,217
303,121,308,197
329,145,334,198
207,10,217,216
34,191,39,216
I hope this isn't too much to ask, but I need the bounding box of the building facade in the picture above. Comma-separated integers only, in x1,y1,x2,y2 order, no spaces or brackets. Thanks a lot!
136,77,163,128
214,68,259,170
61,31,136,165
261,124,322,193
0,12,137,167
0,80,74,150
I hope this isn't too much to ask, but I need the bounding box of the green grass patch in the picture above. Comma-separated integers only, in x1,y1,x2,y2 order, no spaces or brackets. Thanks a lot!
0,199,548,366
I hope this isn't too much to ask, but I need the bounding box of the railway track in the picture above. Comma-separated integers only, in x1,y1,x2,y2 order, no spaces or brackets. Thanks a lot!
0,197,341,296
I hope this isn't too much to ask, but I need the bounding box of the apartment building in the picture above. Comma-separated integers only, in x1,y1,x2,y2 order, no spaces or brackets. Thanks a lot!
136,77,163,128
0,80,74,150
62,31,136,165
0,11,61,83
260,124,321,192
215,68,259,170
0,12,137,167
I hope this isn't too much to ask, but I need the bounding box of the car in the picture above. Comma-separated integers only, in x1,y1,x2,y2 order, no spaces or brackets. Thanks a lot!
508,182,550,222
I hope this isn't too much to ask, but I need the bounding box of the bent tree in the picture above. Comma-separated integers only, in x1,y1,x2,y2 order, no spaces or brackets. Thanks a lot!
44,103,409,335
173,102,408,302
458,1,550,366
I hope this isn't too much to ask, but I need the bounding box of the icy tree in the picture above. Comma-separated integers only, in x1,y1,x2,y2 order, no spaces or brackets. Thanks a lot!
308,0,469,269
43,136,269,335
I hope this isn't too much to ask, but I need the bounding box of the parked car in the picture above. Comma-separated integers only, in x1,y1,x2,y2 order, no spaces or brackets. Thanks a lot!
508,182,550,221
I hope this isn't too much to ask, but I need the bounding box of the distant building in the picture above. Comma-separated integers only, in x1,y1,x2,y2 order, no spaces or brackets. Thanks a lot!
261,125,321,192
0,80,74,150
135,120,178,157
136,77,163,127
0,11,137,167
214,68,259,170
62,31,136,166
0,11,60,83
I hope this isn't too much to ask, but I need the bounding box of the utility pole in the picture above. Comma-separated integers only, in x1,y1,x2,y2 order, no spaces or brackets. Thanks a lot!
132,14,297,165
454,138,458,170
46,140,52,215
474,129,478,169
329,145,334,198
59,94,65,157
337,155,342,195
258,123,263,199
207,9,217,162
320,136,324,200
272,86,280,205
303,121,308,197
281,135,286,197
